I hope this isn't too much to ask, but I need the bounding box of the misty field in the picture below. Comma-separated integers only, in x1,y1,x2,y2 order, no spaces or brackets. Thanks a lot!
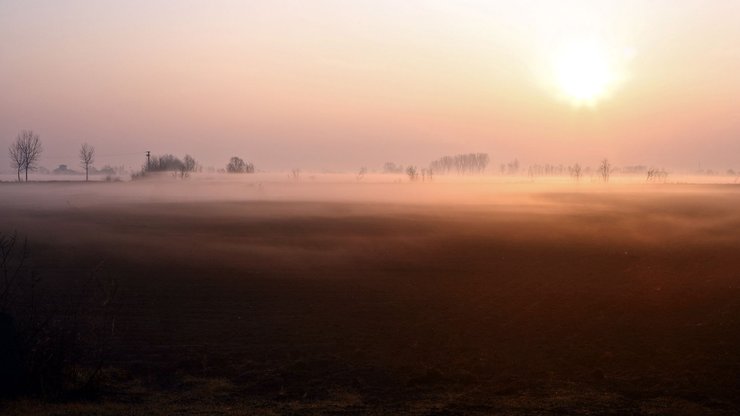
2,179,740,415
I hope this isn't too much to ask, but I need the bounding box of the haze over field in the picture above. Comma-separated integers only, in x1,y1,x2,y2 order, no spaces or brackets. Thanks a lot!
2,1,740,171
3,180,740,414
3,2,740,415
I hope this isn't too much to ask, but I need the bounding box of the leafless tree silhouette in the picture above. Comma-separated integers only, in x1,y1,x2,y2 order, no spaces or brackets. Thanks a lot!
180,154,198,178
8,142,23,182
598,159,611,182
506,159,520,175
8,131,42,182
570,163,583,181
356,167,367,181
184,155,197,172
79,143,95,182
646,168,668,183
406,166,419,181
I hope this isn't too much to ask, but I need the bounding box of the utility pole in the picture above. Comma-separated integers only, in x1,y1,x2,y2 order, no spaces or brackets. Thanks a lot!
146,151,151,171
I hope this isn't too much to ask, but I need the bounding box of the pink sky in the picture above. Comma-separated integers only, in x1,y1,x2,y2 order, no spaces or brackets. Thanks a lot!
1,1,739,171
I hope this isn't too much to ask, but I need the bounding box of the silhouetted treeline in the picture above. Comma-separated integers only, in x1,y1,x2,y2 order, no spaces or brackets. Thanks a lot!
148,154,196,173
527,163,566,177
429,153,490,175
134,154,199,179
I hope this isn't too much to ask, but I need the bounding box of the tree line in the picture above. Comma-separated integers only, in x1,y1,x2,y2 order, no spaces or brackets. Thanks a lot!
428,153,490,174
2,130,704,184
143,154,199,178
6,130,262,181
135,154,256,178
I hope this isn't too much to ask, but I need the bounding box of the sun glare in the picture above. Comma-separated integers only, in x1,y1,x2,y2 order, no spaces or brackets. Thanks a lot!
551,39,624,106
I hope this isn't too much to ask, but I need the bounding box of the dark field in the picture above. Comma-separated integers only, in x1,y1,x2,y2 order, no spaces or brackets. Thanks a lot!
2,181,740,415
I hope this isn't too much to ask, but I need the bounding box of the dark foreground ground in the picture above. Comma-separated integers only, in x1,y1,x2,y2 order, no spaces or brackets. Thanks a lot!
1,182,740,414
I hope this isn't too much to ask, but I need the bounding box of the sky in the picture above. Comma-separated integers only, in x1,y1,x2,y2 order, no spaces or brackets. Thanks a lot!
1,0,739,172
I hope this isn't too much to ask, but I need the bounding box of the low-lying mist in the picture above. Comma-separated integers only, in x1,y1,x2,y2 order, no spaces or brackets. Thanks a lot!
2,174,740,413
3,173,740,272
2,171,739,208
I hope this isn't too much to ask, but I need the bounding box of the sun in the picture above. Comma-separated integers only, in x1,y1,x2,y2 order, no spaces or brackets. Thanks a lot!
551,39,621,106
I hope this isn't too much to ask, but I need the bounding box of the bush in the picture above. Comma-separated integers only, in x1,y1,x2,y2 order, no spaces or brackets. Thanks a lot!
0,232,117,399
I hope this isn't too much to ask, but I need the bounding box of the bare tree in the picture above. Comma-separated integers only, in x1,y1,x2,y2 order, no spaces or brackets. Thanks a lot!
356,167,367,181
570,163,582,182
9,131,43,182
79,143,95,181
507,159,520,175
180,154,198,178
406,166,419,182
183,155,197,172
8,141,23,182
598,159,611,182
646,168,668,183
290,169,301,181
20,131,42,182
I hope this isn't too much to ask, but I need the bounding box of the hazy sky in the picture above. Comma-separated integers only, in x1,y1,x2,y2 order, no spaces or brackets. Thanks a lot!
1,1,739,171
